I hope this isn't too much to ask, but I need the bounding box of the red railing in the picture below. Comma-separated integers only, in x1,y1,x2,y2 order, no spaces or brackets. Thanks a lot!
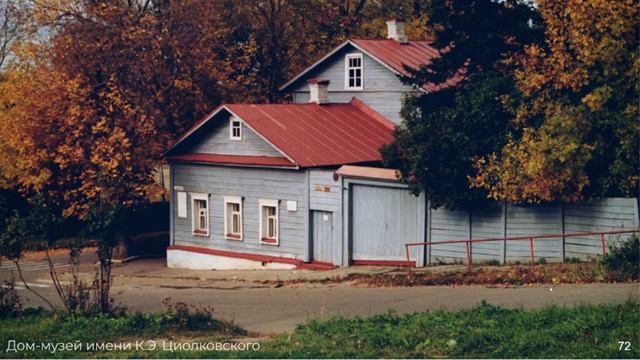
404,229,640,271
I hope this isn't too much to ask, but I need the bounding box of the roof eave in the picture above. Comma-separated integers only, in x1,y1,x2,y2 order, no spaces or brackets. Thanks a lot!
164,105,301,168
169,159,300,170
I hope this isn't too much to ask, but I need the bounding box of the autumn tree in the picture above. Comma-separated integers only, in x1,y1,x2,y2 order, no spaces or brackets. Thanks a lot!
0,0,263,312
382,0,542,209
471,0,639,203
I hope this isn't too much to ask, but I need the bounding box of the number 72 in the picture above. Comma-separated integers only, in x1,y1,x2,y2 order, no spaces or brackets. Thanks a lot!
618,341,631,351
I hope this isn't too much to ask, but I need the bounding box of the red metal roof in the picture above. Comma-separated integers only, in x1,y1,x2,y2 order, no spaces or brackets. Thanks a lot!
225,98,395,167
350,39,462,92
168,98,395,168
279,39,462,92
167,153,297,168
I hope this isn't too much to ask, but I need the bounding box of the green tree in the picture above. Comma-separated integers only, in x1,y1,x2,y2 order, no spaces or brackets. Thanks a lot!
472,0,639,203
382,0,542,209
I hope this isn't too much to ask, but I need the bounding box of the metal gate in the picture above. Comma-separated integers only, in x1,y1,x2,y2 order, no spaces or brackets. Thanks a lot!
351,184,423,263
312,210,333,264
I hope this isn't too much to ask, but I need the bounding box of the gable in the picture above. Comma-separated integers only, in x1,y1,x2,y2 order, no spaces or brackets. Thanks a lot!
287,44,410,94
176,110,282,158
167,100,395,168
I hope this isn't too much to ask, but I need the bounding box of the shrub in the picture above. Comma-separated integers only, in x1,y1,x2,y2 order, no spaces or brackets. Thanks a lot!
159,298,244,334
0,277,22,319
602,235,639,281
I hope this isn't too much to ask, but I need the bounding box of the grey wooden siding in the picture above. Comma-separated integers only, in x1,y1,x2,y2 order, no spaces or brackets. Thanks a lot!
564,198,639,259
308,169,343,265
349,183,425,262
430,207,469,263
423,198,639,264
505,203,563,262
171,163,308,260
470,205,504,261
288,44,414,124
186,112,282,157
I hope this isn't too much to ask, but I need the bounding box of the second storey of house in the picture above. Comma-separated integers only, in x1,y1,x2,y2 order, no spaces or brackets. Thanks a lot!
279,19,443,124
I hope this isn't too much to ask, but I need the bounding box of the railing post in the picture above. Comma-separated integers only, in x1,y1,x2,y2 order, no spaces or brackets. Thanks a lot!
529,237,535,270
600,233,606,257
405,244,411,268
465,241,472,272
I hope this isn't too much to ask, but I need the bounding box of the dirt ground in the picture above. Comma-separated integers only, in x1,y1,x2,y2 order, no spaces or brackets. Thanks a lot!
3,254,639,335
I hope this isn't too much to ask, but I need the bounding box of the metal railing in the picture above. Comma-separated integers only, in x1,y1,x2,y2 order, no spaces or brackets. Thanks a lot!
404,229,640,271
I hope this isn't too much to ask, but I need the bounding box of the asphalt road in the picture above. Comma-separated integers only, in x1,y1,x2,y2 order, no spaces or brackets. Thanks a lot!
9,274,639,334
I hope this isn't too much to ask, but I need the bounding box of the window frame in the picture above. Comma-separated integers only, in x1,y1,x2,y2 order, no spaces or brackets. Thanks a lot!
191,193,209,237
259,199,279,245
229,117,242,141
344,53,364,90
176,191,187,218
223,196,243,241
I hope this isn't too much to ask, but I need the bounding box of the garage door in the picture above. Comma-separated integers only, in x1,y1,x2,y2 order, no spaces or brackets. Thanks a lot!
351,184,423,263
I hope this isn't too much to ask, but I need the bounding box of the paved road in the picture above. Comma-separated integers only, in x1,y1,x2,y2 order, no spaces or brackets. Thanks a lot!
5,255,639,334
15,278,640,334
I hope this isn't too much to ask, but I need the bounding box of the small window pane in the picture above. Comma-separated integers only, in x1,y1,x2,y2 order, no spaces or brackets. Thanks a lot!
346,54,363,89
195,199,208,233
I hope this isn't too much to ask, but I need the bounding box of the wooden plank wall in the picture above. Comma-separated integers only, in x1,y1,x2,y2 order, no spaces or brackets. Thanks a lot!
426,198,639,264
171,163,308,260
564,198,639,259
308,170,344,265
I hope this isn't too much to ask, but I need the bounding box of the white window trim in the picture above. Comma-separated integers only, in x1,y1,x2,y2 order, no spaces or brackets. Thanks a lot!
229,117,242,141
223,196,243,241
191,193,209,237
259,199,279,246
344,53,364,90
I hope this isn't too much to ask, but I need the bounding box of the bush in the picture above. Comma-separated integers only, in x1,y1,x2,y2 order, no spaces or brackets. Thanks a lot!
159,298,244,334
602,235,639,280
0,277,22,319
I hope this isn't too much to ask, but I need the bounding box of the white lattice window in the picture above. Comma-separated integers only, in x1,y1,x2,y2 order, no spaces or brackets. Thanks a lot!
345,53,363,90
259,199,279,245
229,117,242,140
224,196,243,240
191,193,209,236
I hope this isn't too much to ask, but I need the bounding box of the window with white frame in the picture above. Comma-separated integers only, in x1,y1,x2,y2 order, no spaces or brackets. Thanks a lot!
345,53,363,90
259,199,279,245
229,117,242,140
191,193,209,236
224,196,243,240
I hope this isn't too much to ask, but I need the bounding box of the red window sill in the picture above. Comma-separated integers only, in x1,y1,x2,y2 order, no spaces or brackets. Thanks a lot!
225,233,242,240
260,237,278,245
193,229,209,237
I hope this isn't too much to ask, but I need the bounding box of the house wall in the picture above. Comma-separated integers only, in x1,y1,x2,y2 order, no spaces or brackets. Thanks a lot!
184,112,282,157
288,44,416,124
308,169,343,265
170,163,308,261
169,161,639,268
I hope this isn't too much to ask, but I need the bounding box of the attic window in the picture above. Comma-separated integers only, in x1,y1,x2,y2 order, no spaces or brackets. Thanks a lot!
229,117,242,140
345,53,363,90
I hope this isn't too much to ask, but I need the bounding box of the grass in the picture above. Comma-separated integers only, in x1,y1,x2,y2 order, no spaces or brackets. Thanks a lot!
0,301,638,358
0,305,245,358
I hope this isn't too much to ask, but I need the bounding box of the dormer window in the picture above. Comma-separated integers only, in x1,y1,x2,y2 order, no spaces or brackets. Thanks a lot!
229,117,242,140
345,53,363,90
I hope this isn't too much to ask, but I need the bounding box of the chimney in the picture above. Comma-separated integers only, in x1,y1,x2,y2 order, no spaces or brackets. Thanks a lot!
386,18,408,43
308,79,330,104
